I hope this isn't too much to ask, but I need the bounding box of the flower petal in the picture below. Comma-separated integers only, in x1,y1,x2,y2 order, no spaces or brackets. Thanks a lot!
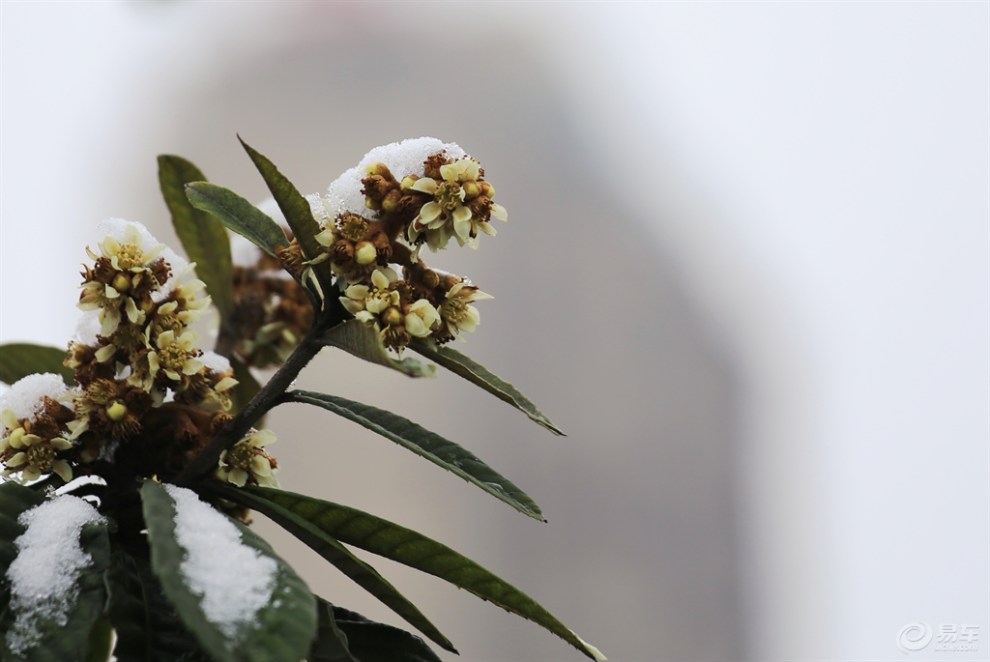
419,201,442,225
53,460,73,483
452,205,472,226
6,452,27,468
410,178,438,194
228,468,248,487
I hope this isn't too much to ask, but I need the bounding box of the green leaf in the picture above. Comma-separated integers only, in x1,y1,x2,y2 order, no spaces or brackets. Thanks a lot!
0,343,73,386
243,487,605,662
107,550,213,662
309,598,359,662
409,340,563,435
157,155,235,319
205,483,455,655
0,481,46,573
140,481,317,662
318,598,442,662
237,137,324,265
185,182,288,261
0,485,111,662
285,389,544,521
84,617,113,662
322,320,436,378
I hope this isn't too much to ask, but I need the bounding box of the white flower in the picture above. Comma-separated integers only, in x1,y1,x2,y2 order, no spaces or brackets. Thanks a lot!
339,268,400,323
439,282,493,338
404,299,441,338
217,429,278,487
406,159,481,251
1,409,74,483
148,330,204,382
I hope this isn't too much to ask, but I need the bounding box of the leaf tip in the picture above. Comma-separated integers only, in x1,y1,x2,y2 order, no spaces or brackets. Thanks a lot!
569,629,607,661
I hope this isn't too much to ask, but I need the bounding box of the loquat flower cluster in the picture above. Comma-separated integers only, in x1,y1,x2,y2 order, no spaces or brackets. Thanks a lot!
0,138,504,488
312,137,505,353
1,220,278,488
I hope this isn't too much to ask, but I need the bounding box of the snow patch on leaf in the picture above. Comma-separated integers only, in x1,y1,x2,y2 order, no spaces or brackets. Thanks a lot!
4,495,104,655
164,484,277,643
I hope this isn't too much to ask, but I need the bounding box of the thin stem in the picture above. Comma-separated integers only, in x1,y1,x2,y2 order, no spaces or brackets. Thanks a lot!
175,329,323,485
176,262,349,485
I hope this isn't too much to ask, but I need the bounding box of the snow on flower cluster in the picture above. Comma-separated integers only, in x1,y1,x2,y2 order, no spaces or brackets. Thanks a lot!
306,137,505,353
324,137,467,221
0,220,250,486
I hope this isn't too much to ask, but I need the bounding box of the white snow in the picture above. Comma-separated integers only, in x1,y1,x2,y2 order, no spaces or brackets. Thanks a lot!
163,484,277,643
54,475,107,496
95,218,194,301
200,351,232,374
5,495,105,655
0,374,68,425
97,218,189,276
324,137,466,223
305,193,332,226
73,310,102,345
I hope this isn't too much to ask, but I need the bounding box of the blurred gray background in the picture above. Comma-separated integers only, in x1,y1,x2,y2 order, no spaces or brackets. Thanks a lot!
1,3,987,661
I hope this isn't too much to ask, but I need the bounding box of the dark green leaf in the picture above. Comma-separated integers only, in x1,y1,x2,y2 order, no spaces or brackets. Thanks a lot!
185,182,288,260
285,390,543,521
0,481,46,573
0,343,73,386
0,485,111,662
140,481,317,662
238,137,325,266
84,617,113,662
206,483,455,655
158,155,235,319
107,550,213,662
244,487,605,661
317,598,442,662
309,598,359,662
409,340,563,435
322,320,436,378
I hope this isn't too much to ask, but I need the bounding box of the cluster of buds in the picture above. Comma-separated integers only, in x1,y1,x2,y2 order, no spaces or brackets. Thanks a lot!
228,234,313,369
0,220,278,488
314,138,504,352
71,220,235,412
0,376,78,482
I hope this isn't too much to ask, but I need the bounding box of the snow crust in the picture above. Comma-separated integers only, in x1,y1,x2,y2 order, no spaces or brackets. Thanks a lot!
97,218,188,276
5,496,104,655
324,137,466,222
0,374,68,424
164,484,277,642
96,218,195,302
200,351,232,374
73,310,101,345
